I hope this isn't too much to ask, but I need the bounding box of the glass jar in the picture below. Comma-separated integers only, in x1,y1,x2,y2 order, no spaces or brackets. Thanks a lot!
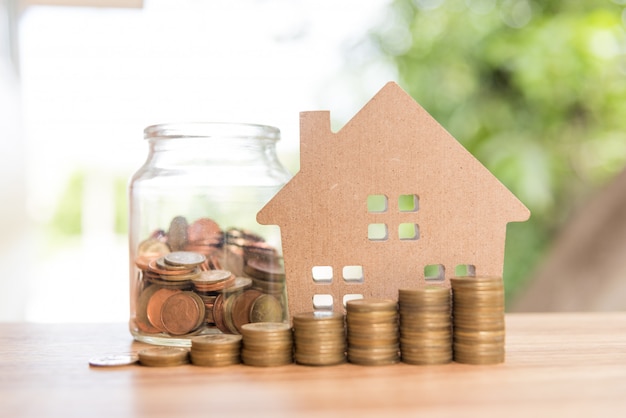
129,123,292,346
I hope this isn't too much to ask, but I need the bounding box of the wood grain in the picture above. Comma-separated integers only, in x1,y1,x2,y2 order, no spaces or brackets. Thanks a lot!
1,313,625,417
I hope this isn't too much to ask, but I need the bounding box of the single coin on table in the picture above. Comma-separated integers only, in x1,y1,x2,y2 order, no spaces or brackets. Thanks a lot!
89,353,139,367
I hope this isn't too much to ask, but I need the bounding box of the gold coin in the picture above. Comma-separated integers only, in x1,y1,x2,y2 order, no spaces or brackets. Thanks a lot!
137,238,170,259
138,347,189,367
191,334,242,349
293,311,345,323
249,294,283,323
241,322,291,334
346,298,397,313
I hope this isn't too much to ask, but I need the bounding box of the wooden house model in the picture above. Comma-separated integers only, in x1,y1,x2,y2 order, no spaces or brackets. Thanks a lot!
257,82,530,317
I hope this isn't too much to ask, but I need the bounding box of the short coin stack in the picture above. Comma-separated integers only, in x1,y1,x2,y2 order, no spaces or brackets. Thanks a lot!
240,322,293,367
138,347,190,367
292,311,346,366
451,276,505,364
189,334,242,367
346,299,399,366
398,287,452,365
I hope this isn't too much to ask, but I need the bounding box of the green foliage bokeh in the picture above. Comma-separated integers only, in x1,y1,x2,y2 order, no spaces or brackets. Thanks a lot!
365,0,626,302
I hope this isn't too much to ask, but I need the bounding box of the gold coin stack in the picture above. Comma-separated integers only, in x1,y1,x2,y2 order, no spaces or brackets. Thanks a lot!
451,276,505,365
292,311,346,366
138,347,190,367
346,299,399,366
189,334,242,367
240,322,293,367
398,287,452,365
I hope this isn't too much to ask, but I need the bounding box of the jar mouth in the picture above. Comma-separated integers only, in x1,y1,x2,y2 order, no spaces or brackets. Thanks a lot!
144,122,280,141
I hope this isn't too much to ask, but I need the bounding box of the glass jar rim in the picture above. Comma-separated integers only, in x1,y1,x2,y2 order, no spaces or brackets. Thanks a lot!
144,122,280,141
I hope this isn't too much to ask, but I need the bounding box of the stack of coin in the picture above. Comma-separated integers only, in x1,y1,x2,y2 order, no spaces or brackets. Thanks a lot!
189,334,242,367
398,287,452,365
138,347,190,367
245,258,286,297
192,269,236,293
227,228,277,262
140,251,206,289
451,276,505,364
292,311,346,366
346,299,399,366
240,322,293,367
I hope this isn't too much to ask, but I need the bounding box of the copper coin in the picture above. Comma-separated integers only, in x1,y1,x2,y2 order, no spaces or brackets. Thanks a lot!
244,258,285,281
160,291,204,336
135,285,161,334
146,288,181,331
231,289,264,333
135,255,157,271
147,259,194,276
212,293,228,333
187,218,222,243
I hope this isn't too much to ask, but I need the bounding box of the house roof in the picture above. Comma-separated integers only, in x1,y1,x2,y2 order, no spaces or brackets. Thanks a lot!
258,82,530,227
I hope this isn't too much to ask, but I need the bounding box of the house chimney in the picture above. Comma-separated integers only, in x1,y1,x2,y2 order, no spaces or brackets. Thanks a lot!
299,111,331,169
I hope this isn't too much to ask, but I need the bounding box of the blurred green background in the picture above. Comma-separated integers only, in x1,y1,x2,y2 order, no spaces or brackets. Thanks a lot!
361,0,626,302
5,0,626,320
47,0,626,304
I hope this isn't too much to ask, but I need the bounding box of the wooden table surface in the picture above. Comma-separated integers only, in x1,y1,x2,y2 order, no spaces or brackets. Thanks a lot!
1,313,625,417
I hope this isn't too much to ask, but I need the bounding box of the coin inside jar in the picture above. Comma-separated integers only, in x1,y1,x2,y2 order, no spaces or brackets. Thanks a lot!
146,288,181,331
249,294,283,323
160,291,205,336
164,251,207,267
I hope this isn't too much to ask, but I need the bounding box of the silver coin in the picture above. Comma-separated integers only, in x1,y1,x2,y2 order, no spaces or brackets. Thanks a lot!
164,251,206,267
89,353,139,367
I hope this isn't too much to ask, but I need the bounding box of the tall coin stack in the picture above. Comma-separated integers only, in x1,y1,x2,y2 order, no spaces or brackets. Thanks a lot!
240,322,293,367
346,299,399,366
292,312,346,366
450,276,505,365
189,334,242,367
398,287,452,365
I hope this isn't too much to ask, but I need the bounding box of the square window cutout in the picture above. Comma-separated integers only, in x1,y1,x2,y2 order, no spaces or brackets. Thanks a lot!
342,265,364,283
313,294,333,310
367,194,388,213
343,294,363,307
399,223,419,240
312,266,333,283
455,264,476,277
399,194,419,212
424,264,445,282
368,223,388,241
